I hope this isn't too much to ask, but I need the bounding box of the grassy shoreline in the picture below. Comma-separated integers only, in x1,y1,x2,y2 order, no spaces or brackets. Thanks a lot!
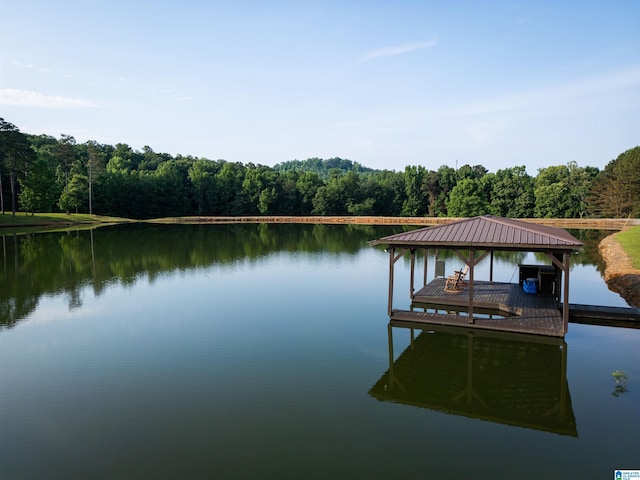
2,212,638,230
0,213,135,234
615,226,640,270
145,215,639,230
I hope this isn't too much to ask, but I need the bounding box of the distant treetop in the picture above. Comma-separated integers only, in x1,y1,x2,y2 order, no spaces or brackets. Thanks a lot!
273,157,375,180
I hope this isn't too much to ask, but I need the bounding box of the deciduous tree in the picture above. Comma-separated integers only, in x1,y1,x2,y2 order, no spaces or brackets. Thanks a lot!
588,147,640,217
446,178,490,217
0,118,34,215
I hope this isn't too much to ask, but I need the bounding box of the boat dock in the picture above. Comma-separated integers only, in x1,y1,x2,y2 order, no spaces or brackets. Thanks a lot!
394,279,565,337
390,278,640,337
371,216,637,338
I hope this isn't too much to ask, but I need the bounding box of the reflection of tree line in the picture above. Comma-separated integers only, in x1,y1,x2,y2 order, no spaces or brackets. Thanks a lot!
0,224,400,328
0,225,610,329
521,229,609,275
404,248,529,265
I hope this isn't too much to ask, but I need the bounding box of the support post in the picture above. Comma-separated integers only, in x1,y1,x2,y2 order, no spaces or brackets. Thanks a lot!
423,248,428,287
490,251,494,282
410,249,416,298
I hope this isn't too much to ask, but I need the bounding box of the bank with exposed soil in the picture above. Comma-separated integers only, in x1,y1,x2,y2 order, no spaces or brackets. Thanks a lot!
599,230,640,308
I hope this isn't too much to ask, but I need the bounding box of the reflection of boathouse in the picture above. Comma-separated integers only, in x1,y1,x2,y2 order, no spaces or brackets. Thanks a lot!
369,216,583,337
369,323,577,437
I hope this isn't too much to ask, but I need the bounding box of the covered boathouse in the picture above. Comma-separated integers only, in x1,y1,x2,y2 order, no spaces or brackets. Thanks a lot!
368,215,584,337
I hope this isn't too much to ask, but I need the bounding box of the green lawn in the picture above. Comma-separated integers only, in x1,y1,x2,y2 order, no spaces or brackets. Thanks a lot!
616,226,640,270
0,212,133,233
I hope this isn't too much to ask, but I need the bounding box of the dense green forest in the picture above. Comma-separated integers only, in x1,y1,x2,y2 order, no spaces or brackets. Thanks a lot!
1,118,638,219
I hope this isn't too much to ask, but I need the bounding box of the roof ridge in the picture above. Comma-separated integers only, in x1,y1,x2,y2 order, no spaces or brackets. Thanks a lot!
480,215,577,243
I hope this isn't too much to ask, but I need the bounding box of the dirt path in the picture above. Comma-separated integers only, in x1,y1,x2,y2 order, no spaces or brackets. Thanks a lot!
599,231,640,308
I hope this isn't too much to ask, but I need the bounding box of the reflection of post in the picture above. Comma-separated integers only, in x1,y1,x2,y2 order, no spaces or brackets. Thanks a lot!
468,249,475,323
2,235,5,278
388,248,395,316
90,228,96,278
544,339,569,419
13,233,18,274
452,332,486,407
387,322,394,385
466,334,473,404
560,341,567,417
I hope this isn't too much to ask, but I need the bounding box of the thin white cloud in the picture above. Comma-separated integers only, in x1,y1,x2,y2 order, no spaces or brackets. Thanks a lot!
150,85,175,94
0,89,97,108
11,59,34,69
358,38,437,62
11,59,50,73
326,65,640,151
438,65,640,119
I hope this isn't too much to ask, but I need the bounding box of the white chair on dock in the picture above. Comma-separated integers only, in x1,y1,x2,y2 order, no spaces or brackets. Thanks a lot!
445,265,469,292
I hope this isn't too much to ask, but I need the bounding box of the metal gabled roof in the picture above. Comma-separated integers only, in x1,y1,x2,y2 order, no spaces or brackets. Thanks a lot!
369,215,583,251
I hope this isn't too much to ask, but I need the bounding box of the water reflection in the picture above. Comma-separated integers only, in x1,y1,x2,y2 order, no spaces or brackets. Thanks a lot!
369,322,578,437
0,223,400,328
0,224,616,330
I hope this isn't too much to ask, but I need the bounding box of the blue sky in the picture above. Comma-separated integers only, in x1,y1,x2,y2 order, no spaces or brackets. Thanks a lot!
1,0,638,173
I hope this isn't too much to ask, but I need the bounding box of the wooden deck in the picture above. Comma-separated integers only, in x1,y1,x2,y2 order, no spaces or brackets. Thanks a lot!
566,303,640,328
391,278,565,337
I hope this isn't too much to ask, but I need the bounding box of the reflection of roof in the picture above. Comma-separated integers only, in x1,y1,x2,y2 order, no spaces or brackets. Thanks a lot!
369,326,577,436
369,215,582,251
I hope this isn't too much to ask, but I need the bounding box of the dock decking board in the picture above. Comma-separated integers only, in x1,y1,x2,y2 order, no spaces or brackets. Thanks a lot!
565,303,640,328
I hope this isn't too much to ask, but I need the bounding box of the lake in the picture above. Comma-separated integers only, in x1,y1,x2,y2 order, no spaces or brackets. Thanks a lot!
1,224,638,479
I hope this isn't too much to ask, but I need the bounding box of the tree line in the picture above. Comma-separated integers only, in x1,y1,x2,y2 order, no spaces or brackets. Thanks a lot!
1,118,638,219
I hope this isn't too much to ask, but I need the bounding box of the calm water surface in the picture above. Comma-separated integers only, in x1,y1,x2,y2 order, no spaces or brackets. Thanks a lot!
1,224,638,479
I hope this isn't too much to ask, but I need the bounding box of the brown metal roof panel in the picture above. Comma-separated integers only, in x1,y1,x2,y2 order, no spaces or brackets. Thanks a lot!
492,223,504,243
464,220,480,242
469,219,482,242
492,216,580,245
515,228,524,244
520,228,529,244
449,222,463,241
483,220,495,243
434,224,452,242
487,222,497,242
531,232,539,245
